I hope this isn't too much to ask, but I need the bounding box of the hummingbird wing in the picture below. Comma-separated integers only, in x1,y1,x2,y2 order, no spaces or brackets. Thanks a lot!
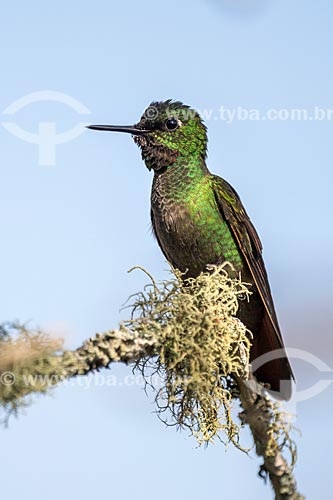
211,175,294,399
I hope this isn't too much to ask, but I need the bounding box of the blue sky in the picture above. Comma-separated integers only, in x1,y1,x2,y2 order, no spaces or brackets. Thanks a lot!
0,1,332,498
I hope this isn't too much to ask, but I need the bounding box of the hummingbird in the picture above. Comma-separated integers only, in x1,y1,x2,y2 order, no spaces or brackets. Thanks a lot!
88,100,294,400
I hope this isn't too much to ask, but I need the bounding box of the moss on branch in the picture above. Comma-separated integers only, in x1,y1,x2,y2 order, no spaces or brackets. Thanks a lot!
0,264,303,499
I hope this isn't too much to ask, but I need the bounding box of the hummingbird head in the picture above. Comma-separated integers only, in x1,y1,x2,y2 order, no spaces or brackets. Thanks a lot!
87,100,208,171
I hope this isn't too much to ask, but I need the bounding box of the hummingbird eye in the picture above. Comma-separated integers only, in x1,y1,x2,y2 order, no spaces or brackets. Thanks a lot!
165,118,180,131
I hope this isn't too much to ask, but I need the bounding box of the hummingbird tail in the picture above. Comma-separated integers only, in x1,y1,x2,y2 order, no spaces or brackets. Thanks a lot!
250,313,293,401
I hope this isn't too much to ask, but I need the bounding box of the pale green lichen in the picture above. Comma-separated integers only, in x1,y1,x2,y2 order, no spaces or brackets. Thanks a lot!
0,265,302,497
0,322,64,422
265,399,297,467
129,263,253,446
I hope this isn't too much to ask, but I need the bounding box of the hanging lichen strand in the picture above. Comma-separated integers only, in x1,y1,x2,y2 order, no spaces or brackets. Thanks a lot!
130,263,252,446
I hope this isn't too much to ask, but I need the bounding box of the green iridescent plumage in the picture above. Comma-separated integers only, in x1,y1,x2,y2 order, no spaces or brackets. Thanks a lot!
87,100,294,400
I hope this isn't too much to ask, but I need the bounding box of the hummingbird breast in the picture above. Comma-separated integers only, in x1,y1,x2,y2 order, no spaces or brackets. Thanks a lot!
151,170,244,278
151,167,266,372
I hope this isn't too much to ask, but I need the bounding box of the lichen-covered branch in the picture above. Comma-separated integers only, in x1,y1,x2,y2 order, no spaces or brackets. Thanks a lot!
237,375,304,500
0,323,158,416
63,329,157,377
0,265,303,499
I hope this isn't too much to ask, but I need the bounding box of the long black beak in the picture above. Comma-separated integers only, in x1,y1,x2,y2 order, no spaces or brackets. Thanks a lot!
86,124,149,135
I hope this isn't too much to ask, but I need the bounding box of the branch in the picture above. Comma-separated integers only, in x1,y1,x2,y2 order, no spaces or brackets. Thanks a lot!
237,375,304,500
0,265,304,499
63,329,157,377
0,324,157,410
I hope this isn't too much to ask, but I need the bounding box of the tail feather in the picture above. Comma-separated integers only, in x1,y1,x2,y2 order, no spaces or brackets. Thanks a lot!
250,313,293,400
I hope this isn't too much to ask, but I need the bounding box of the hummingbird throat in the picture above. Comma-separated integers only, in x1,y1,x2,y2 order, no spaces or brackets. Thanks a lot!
134,135,180,171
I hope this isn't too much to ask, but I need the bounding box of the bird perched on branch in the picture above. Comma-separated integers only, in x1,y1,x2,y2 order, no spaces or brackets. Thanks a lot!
88,100,294,400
